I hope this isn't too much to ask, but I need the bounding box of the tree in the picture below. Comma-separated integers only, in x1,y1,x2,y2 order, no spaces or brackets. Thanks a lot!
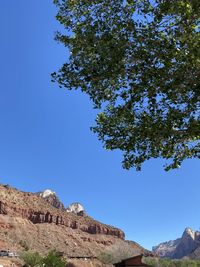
52,0,200,171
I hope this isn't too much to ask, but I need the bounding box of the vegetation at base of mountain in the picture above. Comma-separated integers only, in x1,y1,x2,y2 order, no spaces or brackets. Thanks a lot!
43,251,66,267
98,251,114,264
20,251,66,267
98,242,138,264
144,257,200,267
20,251,43,267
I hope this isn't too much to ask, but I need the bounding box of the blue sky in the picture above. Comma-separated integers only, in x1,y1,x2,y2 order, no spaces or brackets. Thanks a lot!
0,1,200,250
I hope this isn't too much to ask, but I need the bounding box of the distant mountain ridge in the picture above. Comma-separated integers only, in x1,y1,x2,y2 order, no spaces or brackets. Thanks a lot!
153,227,200,259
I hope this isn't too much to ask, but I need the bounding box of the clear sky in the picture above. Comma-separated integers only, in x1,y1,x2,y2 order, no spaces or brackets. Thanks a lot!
0,1,200,251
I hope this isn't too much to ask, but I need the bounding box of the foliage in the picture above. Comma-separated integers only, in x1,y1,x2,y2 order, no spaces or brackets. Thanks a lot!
98,242,136,264
20,251,43,267
52,0,200,171
21,250,66,267
98,251,114,264
43,250,66,267
144,257,200,267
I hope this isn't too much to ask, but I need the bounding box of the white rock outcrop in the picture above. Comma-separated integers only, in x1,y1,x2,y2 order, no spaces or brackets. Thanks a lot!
40,189,56,198
66,202,85,216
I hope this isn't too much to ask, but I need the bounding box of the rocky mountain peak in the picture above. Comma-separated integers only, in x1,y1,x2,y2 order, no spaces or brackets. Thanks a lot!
153,227,200,259
39,189,55,198
35,189,65,210
36,190,86,216
66,202,85,216
182,227,195,240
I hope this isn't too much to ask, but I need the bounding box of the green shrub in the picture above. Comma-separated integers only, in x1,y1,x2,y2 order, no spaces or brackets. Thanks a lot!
42,250,66,267
21,251,43,267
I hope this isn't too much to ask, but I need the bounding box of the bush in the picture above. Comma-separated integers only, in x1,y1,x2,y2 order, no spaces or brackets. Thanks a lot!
21,250,67,267
43,250,66,267
21,251,43,267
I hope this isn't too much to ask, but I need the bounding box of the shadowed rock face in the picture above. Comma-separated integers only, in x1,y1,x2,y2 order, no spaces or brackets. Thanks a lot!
153,227,200,259
0,201,7,215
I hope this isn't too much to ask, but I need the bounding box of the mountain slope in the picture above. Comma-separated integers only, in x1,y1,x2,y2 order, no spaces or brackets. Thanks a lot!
0,184,146,259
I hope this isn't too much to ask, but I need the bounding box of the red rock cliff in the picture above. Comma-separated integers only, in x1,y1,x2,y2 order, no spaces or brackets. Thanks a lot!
0,185,124,239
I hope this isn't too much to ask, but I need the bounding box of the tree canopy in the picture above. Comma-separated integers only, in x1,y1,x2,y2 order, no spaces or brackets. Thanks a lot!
52,0,200,171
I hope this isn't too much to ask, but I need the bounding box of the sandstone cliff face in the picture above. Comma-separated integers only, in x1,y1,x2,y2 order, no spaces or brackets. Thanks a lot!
0,201,124,239
0,184,145,258
0,185,124,239
153,227,200,259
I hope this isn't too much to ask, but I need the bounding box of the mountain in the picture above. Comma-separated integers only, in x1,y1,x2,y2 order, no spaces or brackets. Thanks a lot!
0,184,147,265
66,202,85,216
36,190,86,216
153,227,200,259
35,189,65,211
